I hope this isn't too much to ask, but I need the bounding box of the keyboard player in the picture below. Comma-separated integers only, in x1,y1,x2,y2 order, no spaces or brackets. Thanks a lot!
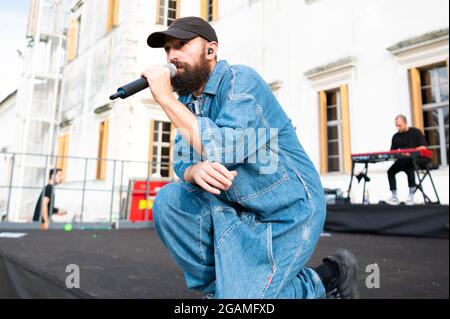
387,114,427,205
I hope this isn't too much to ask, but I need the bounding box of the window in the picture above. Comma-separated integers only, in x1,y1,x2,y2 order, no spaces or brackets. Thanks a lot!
319,85,351,174
56,134,69,181
106,0,120,33
96,120,109,180
326,91,342,172
201,0,218,22
149,120,174,177
409,63,449,167
156,0,179,26
420,65,449,166
67,15,81,62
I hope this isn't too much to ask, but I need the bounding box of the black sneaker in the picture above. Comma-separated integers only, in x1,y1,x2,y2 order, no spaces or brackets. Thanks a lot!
323,249,360,299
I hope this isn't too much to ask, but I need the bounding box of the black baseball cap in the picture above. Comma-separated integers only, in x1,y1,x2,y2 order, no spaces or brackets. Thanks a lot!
147,16,218,48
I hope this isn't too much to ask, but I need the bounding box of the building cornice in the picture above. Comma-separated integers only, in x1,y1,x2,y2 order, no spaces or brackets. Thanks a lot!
387,28,449,56
304,57,356,81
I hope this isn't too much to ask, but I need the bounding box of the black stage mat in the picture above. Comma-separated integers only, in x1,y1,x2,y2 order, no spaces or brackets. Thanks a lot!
326,204,449,239
0,229,448,299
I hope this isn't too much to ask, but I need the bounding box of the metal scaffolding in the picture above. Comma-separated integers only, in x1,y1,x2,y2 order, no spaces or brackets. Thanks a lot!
10,0,67,221
0,150,172,229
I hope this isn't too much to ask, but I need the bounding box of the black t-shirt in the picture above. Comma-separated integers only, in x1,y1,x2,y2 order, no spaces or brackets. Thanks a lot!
33,184,58,222
390,127,427,150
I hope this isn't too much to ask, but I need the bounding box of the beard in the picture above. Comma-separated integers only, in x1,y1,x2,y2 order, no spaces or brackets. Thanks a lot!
171,53,211,96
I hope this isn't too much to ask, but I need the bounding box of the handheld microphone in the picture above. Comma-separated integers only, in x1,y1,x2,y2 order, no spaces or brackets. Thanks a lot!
109,63,177,100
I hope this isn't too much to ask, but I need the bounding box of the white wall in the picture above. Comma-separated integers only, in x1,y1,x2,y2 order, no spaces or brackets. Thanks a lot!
55,0,196,221
0,94,17,152
0,93,17,214
210,0,449,203
53,0,450,216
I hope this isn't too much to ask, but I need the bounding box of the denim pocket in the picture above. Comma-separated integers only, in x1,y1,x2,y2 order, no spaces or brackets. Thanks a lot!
279,152,313,201
233,160,289,203
294,172,312,200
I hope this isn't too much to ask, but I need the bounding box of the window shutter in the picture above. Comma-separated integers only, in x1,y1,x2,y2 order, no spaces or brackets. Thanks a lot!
340,84,352,174
212,0,218,20
409,67,424,133
96,120,109,180
112,0,120,27
176,0,181,19
106,0,120,32
66,18,77,61
200,0,208,20
155,0,161,24
57,134,69,181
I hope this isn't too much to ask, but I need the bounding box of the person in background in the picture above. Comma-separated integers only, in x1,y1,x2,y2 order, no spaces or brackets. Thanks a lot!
33,168,67,230
386,115,427,205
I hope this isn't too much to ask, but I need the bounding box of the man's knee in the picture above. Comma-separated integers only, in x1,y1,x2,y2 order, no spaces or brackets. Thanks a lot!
387,165,397,176
153,183,180,226
153,182,198,227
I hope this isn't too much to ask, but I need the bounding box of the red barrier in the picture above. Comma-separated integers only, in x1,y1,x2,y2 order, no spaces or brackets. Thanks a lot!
129,179,172,221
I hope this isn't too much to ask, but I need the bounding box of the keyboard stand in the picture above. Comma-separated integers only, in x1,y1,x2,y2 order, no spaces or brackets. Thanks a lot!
347,161,370,204
347,156,441,205
411,157,441,204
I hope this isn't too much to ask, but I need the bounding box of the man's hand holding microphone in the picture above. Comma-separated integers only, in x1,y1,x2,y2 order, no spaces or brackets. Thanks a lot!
110,64,237,196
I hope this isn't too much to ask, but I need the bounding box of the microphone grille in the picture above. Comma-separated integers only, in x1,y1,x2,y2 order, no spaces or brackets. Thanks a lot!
165,63,177,78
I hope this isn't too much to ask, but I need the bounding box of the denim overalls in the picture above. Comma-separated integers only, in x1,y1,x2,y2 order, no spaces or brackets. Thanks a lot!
153,60,327,298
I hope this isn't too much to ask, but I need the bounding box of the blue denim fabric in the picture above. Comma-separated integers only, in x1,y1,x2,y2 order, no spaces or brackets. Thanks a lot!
153,60,326,298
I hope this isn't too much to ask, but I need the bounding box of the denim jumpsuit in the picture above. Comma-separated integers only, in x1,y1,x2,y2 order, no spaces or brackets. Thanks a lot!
153,60,327,299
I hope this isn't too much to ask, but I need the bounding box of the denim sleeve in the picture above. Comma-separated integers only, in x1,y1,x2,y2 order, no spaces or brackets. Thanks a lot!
197,93,276,168
173,96,269,177
173,132,194,181
173,161,191,182
173,128,207,181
